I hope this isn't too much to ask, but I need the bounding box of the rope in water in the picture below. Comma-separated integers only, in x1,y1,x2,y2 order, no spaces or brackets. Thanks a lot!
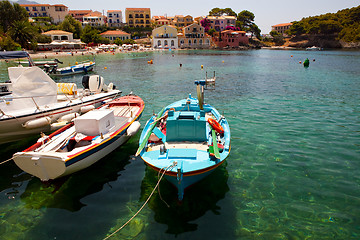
103,162,177,240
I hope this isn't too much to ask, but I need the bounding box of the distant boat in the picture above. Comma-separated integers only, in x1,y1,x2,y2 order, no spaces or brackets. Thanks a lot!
46,61,95,76
19,59,63,67
0,51,121,144
306,46,322,51
13,94,144,181
136,80,231,200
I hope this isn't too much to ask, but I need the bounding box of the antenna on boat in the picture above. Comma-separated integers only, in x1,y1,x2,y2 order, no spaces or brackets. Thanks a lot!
194,80,205,110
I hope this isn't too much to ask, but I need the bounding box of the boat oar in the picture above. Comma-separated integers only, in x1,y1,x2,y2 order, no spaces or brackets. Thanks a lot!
135,108,165,156
211,129,221,159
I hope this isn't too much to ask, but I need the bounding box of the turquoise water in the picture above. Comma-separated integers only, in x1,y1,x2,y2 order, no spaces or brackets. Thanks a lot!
0,49,359,239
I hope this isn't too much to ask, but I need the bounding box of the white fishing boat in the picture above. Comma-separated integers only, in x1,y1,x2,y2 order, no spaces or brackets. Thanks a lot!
13,94,144,181
0,51,121,144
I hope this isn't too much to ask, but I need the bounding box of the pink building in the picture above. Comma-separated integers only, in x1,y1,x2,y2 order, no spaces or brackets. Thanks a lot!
213,30,249,48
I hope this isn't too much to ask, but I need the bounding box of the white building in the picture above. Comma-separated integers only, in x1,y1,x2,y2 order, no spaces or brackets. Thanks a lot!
107,10,123,27
152,25,178,49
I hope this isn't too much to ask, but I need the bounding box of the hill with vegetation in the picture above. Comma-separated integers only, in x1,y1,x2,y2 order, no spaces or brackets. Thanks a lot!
286,5,360,48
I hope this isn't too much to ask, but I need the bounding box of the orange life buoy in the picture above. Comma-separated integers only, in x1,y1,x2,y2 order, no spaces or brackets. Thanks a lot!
208,118,224,134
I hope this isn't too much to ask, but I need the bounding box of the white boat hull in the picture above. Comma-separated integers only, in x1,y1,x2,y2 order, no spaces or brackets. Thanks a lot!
13,132,131,181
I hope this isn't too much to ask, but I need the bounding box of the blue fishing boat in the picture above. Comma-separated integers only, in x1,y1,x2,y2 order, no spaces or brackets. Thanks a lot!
136,80,231,200
46,61,95,76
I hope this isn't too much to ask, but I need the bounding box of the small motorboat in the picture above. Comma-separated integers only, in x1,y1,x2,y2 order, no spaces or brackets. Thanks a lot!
0,51,121,144
136,80,231,200
46,61,95,76
13,94,144,181
306,46,322,51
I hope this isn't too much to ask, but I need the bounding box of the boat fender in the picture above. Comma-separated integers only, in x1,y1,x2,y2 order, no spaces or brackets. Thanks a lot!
127,121,141,136
208,118,224,134
58,112,79,123
80,105,95,113
23,117,51,129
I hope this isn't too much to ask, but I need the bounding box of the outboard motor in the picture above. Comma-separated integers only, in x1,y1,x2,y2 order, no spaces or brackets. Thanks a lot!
82,75,104,93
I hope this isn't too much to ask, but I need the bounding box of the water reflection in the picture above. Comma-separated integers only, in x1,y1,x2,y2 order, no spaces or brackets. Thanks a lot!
19,139,138,212
140,162,229,235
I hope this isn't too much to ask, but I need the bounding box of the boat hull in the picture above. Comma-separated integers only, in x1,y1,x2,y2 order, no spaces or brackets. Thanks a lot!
13,132,131,180
13,94,145,181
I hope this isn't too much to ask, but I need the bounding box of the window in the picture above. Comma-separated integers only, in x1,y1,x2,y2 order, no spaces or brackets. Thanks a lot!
54,36,59,40
41,7,45,11
171,40,174,46
194,39,197,44
158,40,161,46
199,39,203,45
188,39,191,45
140,14,144,18
164,40,168,46
129,14,133,18
109,13,112,17
61,36,68,40
25,7,29,11
32,7,37,11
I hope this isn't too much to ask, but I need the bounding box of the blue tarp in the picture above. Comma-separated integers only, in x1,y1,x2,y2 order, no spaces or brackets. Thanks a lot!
0,51,30,59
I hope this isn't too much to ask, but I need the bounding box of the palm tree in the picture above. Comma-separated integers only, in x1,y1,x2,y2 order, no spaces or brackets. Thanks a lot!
10,20,35,49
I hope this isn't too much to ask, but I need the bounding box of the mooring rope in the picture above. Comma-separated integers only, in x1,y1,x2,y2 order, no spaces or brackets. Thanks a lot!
103,162,177,240
0,157,13,165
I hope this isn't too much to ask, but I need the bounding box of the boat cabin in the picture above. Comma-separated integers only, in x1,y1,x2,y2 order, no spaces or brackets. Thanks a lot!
166,110,207,142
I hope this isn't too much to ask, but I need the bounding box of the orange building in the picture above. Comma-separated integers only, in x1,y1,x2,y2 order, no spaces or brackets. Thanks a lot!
271,23,293,35
125,8,151,28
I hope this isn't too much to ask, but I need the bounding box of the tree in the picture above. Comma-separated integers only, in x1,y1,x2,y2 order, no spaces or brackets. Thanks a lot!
0,36,21,51
81,25,101,44
209,7,236,16
59,18,75,33
63,15,82,39
270,30,285,46
237,10,255,30
0,1,28,32
10,20,35,49
114,38,123,46
236,10,261,39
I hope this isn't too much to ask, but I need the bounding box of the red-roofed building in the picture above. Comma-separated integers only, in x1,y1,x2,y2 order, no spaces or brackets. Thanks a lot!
152,16,170,26
100,30,131,42
69,10,92,22
271,23,293,35
125,8,151,28
20,4,68,24
213,30,249,48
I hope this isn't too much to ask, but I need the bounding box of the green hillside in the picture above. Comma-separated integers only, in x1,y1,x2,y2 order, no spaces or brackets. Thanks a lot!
288,5,360,42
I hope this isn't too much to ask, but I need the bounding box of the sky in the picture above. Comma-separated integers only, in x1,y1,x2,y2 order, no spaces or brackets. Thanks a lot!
33,0,359,34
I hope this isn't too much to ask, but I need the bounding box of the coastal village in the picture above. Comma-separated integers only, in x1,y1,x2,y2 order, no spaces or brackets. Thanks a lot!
16,4,252,51
0,1,359,52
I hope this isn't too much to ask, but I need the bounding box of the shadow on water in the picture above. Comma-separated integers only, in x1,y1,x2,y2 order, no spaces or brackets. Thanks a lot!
19,137,139,212
140,162,229,235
